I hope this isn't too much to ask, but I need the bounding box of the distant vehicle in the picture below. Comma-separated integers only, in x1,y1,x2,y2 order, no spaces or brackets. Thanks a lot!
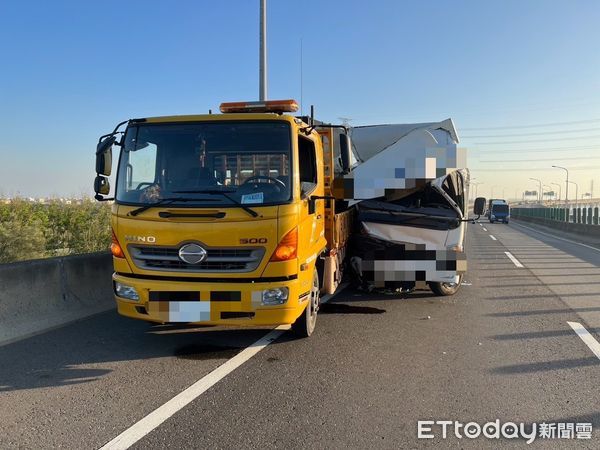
486,198,506,217
489,201,510,224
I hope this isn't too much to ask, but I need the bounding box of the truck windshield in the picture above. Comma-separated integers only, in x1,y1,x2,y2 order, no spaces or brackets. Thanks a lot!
116,121,292,207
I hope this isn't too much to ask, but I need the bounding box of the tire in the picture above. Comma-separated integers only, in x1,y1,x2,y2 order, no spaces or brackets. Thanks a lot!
489,219,494,223
429,274,463,296
291,270,319,337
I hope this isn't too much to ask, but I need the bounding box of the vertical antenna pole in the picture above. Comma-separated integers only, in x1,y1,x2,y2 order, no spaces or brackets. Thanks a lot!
300,38,303,115
259,0,267,101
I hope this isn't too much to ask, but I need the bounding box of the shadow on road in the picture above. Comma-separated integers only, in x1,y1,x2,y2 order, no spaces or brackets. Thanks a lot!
490,327,600,340
482,281,600,288
492,357,599,374
0,311,275,392
320,303,386,315
487,307,600,317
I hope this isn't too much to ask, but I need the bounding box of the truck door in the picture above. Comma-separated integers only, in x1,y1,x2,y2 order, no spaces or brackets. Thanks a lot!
298,135,325,269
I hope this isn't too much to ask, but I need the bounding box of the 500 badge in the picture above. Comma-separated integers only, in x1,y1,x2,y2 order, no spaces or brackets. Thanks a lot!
240,238,268,244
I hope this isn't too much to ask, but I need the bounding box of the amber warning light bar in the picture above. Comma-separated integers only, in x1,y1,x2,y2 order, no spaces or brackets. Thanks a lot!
220,99,299,114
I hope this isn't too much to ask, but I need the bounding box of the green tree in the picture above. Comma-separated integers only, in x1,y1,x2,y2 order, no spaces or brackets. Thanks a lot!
0,219,47,263
0,199,111,263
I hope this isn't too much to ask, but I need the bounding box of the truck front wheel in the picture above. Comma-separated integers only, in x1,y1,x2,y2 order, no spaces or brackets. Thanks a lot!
429,275,463,296
291,270,319,337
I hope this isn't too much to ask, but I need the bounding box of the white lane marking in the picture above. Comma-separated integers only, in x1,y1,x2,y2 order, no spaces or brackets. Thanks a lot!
100,327,287,450
512,222,600,253
479,223,483,226
504,251,524,268
482,227,488,231
489,235,497,241
568,322,600,360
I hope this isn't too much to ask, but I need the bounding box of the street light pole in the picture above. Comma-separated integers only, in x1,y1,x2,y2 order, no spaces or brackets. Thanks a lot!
551,182,561,202
259,0,268,101
543,185,552,202
529,177,542,203
567,180,579,208
552,165,569,208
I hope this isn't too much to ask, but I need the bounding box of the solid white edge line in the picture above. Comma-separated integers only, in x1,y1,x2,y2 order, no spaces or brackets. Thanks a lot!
489,235,497,240
504,251,524,268
100,326,287,450
567,321,600,360
100,283,350,450
512,222,600,252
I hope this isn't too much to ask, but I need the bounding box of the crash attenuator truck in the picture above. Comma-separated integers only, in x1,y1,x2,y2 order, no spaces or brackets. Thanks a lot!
94,99,471,336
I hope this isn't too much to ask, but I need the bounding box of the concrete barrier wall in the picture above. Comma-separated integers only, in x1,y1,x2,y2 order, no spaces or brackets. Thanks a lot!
0,252,114,345
513,216,600,238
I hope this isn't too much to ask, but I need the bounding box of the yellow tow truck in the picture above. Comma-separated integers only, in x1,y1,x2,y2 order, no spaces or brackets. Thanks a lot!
94,99,353,337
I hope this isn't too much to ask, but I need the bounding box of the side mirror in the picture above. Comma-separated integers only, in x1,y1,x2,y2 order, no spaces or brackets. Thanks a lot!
339,134,352,174
96,135,115,176
474,197,486,216
94,175,110,196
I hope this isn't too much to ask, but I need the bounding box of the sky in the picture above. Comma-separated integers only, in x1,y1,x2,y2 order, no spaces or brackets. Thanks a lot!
0,0,599,200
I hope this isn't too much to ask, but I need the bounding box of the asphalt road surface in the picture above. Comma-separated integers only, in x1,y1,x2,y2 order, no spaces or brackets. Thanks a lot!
2,220,600,449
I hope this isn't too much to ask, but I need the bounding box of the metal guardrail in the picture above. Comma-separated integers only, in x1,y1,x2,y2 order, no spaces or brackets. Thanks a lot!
512,206,600,225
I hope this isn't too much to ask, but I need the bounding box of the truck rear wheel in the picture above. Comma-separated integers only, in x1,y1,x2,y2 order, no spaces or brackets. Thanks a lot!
429,275,463,296
291,270,319,337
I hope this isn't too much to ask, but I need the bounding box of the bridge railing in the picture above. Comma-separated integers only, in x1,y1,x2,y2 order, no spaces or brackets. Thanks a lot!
512,206,600,225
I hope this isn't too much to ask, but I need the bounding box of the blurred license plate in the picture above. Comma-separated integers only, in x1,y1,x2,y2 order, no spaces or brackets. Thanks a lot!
150,301,210,322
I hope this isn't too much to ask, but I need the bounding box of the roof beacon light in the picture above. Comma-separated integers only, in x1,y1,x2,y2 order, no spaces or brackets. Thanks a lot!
220,99,299,114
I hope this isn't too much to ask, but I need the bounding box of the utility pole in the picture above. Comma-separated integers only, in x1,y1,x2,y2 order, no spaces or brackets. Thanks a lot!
259,0,267,101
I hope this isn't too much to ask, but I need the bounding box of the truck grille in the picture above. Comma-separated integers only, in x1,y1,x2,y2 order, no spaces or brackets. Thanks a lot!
129,245,265,273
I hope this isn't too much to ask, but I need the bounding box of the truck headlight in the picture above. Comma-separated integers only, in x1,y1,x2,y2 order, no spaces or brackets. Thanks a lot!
262,287,289,305
114,281,140,301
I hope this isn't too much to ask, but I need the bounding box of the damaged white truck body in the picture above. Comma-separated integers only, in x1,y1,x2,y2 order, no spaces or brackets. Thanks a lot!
341,119,469,295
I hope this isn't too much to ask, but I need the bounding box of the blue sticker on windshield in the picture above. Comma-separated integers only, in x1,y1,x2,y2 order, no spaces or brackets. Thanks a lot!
241,192,264,204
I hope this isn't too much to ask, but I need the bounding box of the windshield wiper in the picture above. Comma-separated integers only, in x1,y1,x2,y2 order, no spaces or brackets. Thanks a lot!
173,189,259,218
128,197,218,217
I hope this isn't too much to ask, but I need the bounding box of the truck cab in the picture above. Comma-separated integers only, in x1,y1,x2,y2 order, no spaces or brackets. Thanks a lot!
94,100,352,337
489,200,510,224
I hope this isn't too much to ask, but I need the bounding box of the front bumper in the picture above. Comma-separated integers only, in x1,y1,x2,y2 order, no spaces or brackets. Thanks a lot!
112,273,305,326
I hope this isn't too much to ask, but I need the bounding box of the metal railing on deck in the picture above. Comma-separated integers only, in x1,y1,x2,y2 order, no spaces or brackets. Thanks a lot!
511,206,600,225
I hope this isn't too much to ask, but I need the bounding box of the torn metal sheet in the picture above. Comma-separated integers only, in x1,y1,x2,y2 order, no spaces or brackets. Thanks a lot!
337,120,467,201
